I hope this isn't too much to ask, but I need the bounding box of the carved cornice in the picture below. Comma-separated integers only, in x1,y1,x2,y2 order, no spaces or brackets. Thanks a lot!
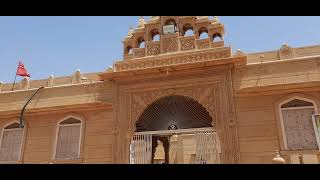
114,47,232,72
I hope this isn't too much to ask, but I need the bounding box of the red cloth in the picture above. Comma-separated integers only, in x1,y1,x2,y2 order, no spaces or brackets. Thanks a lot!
16,61,30,77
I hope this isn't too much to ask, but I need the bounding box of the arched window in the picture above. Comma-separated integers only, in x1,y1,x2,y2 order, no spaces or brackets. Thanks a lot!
165,19,177,26
199,32,209,39
212,33,223,42
163,19,177,34
137,37,145,48
54,117,82,160
0,122,24,162
126,46,133,54
150,29,160,42
280,97,320,150
182,24,194,37
198,27,209,40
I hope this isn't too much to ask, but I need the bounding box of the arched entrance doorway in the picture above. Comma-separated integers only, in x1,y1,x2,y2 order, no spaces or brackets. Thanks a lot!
130,95,221,164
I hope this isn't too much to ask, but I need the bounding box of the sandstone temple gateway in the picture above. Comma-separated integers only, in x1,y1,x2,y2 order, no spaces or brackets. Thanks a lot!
0,16,320,164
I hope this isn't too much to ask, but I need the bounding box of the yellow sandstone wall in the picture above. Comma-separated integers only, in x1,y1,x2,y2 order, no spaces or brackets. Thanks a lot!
235,92,320,164
0,109,114,164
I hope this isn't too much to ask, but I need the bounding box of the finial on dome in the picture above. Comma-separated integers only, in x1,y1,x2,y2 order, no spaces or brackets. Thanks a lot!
138,16,145,28
127,25,134,37
213,16,219,23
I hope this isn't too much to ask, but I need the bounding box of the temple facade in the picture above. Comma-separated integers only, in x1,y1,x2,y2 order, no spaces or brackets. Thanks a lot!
1,16,320,164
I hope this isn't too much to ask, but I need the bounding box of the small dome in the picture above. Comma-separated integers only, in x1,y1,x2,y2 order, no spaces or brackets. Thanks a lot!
137,16,145,29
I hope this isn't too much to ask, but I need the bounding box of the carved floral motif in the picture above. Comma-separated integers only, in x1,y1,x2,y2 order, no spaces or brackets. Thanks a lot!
133,48,146,58
197,39,211,49
180,37,196,51
162,36,179,53
146,43,161,56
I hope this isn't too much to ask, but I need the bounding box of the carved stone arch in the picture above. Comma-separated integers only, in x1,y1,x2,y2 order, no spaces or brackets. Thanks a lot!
135,94,214,131
131,85,217,134
162,17,178,26
136,37,145,48
198,27,209,39
182,23,194,37
149,28,160,41
113,71,240,164
161,17,178,34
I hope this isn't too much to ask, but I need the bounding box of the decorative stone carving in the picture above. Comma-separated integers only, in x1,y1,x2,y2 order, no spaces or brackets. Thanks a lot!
146,42,161,56
209,25,225,39
133,48,146,58
47,75,54,87
279,44,295,59
131,85,216,128
180,37,196,51
211,41,224,48
113,69,240,164
115,47,231,72
124,54,133,60
21,77,29,90
196,39,211,49
72,69,82,84
161,35,179,53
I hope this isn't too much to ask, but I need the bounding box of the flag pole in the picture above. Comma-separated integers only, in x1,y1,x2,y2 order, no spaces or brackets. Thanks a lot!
11,75,17,91
12,61,19,91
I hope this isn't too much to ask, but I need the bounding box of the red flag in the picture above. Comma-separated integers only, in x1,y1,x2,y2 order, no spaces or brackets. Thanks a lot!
16,61,30,77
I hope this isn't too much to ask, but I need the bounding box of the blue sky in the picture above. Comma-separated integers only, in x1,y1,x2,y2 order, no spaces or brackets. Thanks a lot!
1,16,320,83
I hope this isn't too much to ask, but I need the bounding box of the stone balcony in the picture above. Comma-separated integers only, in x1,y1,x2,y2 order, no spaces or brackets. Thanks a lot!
133,48,146,59
123,33,225,61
